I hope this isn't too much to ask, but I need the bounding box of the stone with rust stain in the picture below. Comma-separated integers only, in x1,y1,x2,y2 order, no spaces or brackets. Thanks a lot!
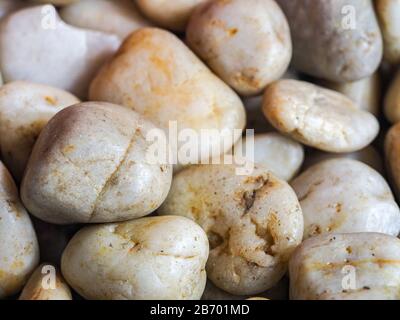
89,28,246,167
0,81,80,181
186,0,292,96
0,161,39,299
159,164,303,296
291,159,400,239
289,233,400,300
262,80,379,153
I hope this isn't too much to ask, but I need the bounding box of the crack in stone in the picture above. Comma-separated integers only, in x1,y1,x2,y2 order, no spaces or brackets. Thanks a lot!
60,151,101,198
242,190,256,212
153,253,197,260
112,227,199,260
88,131,138,222
298,179,324,202
241,176,270,217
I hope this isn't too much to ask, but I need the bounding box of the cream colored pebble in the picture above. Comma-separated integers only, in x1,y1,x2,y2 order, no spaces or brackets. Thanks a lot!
136,0,208,31
321,72,381,116
61,216,209,300
290,233,400,300
376,0,400,64
0,81,80,181
90,28,246,166
233,133,304,181
384,70,400,123
159,164,303,295
262,80,380,153
21,102,172,224
291,159,400,239
19,264,72,300
276,0,383,82
186,0,292,96
0,161,39,299
0,5,121,98
60,0,151,39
